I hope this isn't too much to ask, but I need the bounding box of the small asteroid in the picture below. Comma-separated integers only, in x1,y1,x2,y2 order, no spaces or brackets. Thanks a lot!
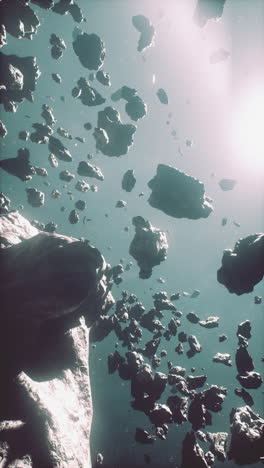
213,353,232,367
51,73,62,83
132,15,155,52
26,187,45,207
219,178,237,191
156,88,168,104
77,161,104,180
68,209,80,224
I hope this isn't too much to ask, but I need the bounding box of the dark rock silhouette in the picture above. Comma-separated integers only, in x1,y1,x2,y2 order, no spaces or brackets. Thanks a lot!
132,15,155,52
0,211,114,467
148,164,213,219
72,33,105,70
217,233,264,294
193,0,226,28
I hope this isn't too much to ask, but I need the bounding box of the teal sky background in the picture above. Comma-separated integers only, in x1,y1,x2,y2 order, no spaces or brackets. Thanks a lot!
0,1,263,467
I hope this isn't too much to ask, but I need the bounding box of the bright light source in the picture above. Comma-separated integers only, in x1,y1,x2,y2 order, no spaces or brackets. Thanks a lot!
232,85,264,170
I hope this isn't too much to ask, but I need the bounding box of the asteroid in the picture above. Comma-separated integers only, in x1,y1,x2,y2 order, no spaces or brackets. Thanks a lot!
148,164,213,219
186,312,200,324
59,170,75,182
193,0,226,28
72,32,105,70
0,192,11,214
182,432,210,468
111,86,147,121
0,148,36,181
122,169,136,192
228,406,264,464
135,428,156,444
51,73,62,83
156,88,168,105
206,432,228,461
213,353,232,367
73,77,106,107
77,161,104,180
187,335,202,358
96,106,136,157
218,178,236,191
199,316,219,328
132,15,155,52
96,70,111,86
26,187,45,208
217,234,264,294
129,216,168,279
68,209,80,225
0,120,7,138
48,136,72,162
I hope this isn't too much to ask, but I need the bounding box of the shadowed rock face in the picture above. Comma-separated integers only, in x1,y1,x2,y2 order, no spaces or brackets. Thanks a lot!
148,164,213,220
228,406,264,465
217,233,264,294
0,211,114,467
193,0,226,28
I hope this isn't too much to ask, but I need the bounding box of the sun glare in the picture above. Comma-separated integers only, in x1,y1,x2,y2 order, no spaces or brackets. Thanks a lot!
232,86,264,171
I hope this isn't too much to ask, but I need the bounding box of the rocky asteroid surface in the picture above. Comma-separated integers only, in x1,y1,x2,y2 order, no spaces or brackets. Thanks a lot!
217,233,264,294
0,211,114,467
148,164,213,220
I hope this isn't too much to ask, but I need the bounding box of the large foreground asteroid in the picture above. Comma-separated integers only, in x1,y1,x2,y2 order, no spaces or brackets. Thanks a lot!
228,406,264,465
193,0,226,28
148,164,213,220
129,216,168,279
217,233,264,294
0,211,114,467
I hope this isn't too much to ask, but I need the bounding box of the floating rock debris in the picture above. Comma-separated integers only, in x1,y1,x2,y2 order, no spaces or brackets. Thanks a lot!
122,169,136,192
96,70,111,86
217,234,264,294
59,170,75,182
193,0,226,28
30,122,53,144
26,187,45,208
50,33,66,60
41,104,56,126
96,106,136,157
48,136,72,161
52,0,85,23
0,192,11,214
187,335,202,358
156,88,168,105
135,428,156,444
228,406,264,465
19,130,29,141
206,432,228,461
234,388,254,407
254,295,262,304
111,86,147,121
73,77,106,107
75,180,90,192
199,316,219,328
129,216,168,279
77,161,104,180
132,15,155,52
0,148,36,181
115,200,127,208
51,73,62,83
182,431,210,468
186,312,200,324
72,32,105,70
213,353,232,367
0,120,7,138
48,153,58,168
69,209,80,224
148,164,213,219
0,52,41,111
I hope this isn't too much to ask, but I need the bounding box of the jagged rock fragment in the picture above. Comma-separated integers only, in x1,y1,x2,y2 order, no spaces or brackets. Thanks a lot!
59,170,75,182
26,187,45,208
96,106,136,157
237,320,251,339
96,70,111,86
115,200,127,208
75,180,90,192
0,120,7,138
72,32,105,70
193,0,226,28
0,148,35,181
52,0,84,22
219,334,227,342
77,161,104,180
57,127,73,140
149,404,172,426
129,216,168,279
48,136,72,161
51,73,62,83
234,388,254,406
217,234,264,294
186,311,200,324
199,316,219,328
254,295,262,304
0,52,40,111
213,353,232,367
41,104,56,126
187,375,207,390
132,15,155,52
148,164,213,219
0,0,40,43
30,123,53,143
48,153,58,168
111,86,147,121
0,192,11,214
75,200,86,211
228,406,264,464
237,371,262,389
84,122,92,131
191,289,200,298
50,33,66,59
69,209,80,224
73,77,106,107
51,189,61,199
187,335,202,358
182,432,210,468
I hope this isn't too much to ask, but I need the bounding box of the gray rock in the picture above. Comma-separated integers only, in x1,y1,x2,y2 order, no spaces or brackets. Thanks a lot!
96,70,111,86
199,316,219,328
73,32,105,70
237,320,251,339
182,432,210,468
75,180,90,192
186,311,200,323
236,371,263,389
69,209,80,224
26,187,45,208
132,15,155,52
213,353,232,367
129,216,168,279
122,169,136,192
206,432,228,461
59,170,75,182
193,0,226,28
156,88,168,104
74,77,106,107
218,178,236,190
148,164,213,219
51,73,62,83
96,106,136,157
77,161,104,180
187,334,202,358
228,406,264,464
0,212,114,467
0,120,7,138
48,153,58,168
30,122,53,144
0,192,11,215
217,234,264,294
41,104,56,126
48,136,72,162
